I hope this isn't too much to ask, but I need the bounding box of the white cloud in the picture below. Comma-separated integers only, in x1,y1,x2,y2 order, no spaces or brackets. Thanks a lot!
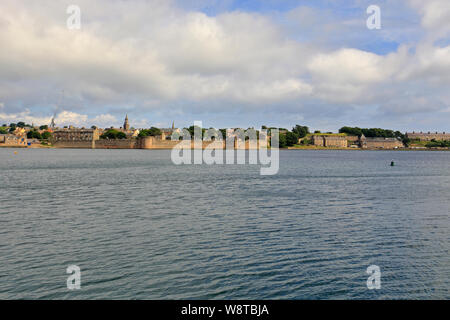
408,0,450,38
0,0,313,107
309,48,389,84
0,0,449,129
91,114,118,126
0,109,120,128
0,110,53,126
55,111,88,127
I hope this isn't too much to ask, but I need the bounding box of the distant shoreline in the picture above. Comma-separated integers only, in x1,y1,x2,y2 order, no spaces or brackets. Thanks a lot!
1,145,449,151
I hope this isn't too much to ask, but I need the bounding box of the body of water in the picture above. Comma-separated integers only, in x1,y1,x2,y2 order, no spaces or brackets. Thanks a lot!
0,148,449,299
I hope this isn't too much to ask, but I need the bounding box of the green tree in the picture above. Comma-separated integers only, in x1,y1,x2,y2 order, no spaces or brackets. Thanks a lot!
186,125,206,138
138,127,162,137
426,140,450,148
285,131,299,147
39,125,48,130
402,136,411,147
0,127,7,134
41,131,52,140
339,126,363,136
292,125,310,138
101,129,127,139
278,134,287,148
271,133,287,148
27,130,42,139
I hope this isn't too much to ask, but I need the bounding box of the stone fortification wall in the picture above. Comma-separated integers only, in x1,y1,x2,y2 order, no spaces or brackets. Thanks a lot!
95,139,137,149
52,141,94,149
407,132,450,141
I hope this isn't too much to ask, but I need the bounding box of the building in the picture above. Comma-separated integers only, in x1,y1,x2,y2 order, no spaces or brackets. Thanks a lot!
52,128,100,142
108,115,138,138
160,122,181,140
123,115,130,131
0,134,28,147
311,135,348,148
406,131,450,141
13,127,27,137
51,128,100,148
359,134,403,149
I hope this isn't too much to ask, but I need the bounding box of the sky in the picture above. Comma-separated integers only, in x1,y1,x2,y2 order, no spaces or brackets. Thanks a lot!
0,0,449,131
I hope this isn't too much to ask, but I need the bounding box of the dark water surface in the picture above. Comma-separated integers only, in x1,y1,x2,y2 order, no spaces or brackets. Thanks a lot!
0,148,449,299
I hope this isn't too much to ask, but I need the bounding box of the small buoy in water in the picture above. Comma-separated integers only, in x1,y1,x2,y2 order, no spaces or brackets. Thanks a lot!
390,160,395,166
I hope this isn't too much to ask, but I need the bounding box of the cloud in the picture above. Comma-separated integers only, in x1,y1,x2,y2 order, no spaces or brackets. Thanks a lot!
408,0,450,39
0,0,449,130
54,111,88,127
91,114,118,127
0,110,53,126
0,109,119,128
0,0,313,107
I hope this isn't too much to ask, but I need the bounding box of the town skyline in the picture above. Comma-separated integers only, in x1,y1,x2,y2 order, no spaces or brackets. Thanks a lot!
2,114,449,136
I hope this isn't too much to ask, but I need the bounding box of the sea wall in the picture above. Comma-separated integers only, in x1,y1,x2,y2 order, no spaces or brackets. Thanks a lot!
95,139,137,149
52,141,94,149
407,132,450,141
139,137,262,149
364,140,404,149
51,137,265,149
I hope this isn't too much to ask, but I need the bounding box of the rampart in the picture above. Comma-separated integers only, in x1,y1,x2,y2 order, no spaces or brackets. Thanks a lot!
406,132,450,141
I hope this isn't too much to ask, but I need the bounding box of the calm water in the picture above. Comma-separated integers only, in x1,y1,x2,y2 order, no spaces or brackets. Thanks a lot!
0,148,449,299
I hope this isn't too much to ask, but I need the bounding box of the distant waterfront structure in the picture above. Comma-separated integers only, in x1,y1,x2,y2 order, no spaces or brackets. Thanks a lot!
406,131,450,141
311,134,348,148
160,121,180,140
123,115,130,131
0,134,28,147
50,116,56,129
359,134,403,149
51,127,100,148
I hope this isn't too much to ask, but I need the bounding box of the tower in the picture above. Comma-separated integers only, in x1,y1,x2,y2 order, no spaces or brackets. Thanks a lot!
123,114,130,131
50,116,56,129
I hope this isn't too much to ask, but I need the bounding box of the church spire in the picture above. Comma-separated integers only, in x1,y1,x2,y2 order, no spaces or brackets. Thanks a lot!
123,114,130,131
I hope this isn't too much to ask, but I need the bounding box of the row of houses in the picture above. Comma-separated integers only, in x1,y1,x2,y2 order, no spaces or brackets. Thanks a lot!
311,134,404,149
0,134,28,147
406,132,450,141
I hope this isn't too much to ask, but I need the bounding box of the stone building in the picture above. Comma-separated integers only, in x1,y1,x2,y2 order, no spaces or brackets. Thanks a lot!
0,134,28,147
52,127,100,142
406,131,450,141
108,115,139,138
359,134,403,149
13,127,27,137
311,135,348,148
123,114,130,131
160,122,181,140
